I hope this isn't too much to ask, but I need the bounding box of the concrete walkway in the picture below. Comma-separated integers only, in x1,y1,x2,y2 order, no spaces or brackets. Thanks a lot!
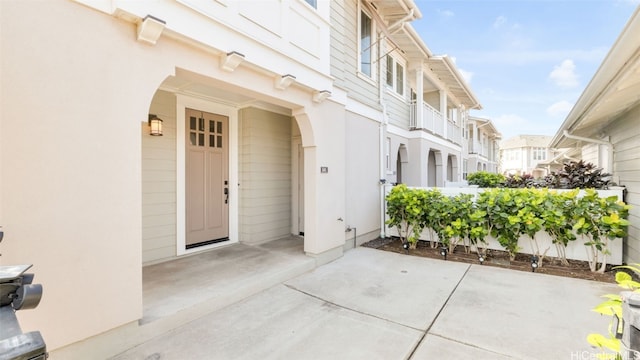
112,247,618,360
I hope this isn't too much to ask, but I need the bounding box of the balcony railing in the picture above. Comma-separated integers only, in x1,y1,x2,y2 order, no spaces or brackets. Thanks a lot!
410,101,444,137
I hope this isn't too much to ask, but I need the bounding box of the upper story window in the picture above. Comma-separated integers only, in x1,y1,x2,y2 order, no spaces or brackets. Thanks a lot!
304,0,317,8
532,147,547,161
385,55,405,96
506,149,520,161
359,10,373,78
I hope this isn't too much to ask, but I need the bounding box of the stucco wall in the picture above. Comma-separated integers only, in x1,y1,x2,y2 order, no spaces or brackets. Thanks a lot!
0,1,152,349
142,91,178,264
345,111,382,242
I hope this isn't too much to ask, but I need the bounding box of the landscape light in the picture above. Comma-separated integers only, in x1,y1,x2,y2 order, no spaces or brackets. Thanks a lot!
531,255,539,272
440,247,448,260
402,242,409,253
478,254,485,265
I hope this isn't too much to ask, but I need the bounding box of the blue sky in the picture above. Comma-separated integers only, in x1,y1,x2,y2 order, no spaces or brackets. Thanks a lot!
411,0,639,141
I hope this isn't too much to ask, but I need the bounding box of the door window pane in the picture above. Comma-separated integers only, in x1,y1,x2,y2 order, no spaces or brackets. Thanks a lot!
209,120,215,133
217,121,223,134
209,135,215,148
198,133,204,147
190,132,196,146
190,117,197,130
199,118,204,131
217,136,223,148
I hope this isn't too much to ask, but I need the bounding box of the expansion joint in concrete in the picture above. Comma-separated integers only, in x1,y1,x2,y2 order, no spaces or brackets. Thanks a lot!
407,264,471,359
284,284,422,332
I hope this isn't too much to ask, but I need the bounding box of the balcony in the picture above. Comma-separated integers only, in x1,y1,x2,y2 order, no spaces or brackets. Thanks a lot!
410,101,462,145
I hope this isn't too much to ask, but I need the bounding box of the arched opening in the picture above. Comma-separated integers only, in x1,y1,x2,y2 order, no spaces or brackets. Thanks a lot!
427,150,438,187
447,154,458,182
396,144,408,184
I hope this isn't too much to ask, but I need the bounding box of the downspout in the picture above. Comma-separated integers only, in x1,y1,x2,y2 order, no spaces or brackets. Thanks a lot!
379,33,389,238
562,130,613,172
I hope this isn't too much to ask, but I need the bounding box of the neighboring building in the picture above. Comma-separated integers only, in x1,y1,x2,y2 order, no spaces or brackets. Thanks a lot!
549,6,640,263
0,0,483,357
499,135,559,177
464,116,501,177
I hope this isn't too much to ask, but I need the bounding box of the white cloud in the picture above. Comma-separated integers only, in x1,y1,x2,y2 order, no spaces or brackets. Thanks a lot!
459,69,474,84
493,16,507,29
549,59,579,88
492,114,528,131
438,9,454,17
546,100,574,118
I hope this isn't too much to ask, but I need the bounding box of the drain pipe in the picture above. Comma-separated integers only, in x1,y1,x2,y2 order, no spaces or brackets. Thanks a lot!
562,130,613,173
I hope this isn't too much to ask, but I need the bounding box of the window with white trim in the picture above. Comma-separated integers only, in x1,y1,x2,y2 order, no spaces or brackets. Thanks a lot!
359,9,374,78
532,147,547,161
385,54,405,96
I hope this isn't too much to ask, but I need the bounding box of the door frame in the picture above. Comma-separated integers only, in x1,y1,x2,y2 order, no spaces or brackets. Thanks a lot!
291,136,304,236
176,94,238,256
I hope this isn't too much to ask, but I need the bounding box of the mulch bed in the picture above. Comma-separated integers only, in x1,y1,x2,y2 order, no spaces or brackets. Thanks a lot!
362,237,618,283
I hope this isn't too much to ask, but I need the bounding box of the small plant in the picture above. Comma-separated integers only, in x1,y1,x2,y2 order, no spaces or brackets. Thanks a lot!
572,189,630,273
477,188,522,260
588,265,640,359
422,189,446,248
542,190,578,265
554,160,612,189
385,184,428,249
518,189,549,267
502,174,545,188
467,171,505,188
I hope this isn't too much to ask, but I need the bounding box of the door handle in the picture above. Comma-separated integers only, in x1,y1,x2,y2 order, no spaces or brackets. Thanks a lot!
224,187,229,204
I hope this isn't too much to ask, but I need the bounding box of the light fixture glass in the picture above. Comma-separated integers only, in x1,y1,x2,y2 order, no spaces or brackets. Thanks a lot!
149,114,163,136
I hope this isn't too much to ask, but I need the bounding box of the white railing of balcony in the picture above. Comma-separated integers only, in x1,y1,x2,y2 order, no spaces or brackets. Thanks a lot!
447,121,462,145
410,100,417,128
423,102,444,136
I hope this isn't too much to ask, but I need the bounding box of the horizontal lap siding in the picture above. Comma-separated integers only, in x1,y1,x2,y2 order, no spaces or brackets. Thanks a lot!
608,103,640,263
142,90,177,264
239,107,292,244
331,0,380,110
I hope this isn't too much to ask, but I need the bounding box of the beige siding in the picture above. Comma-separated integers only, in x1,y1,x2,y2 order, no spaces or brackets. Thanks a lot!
239,107,292,244
142,90,177,264
581,143,600,166
607,103,640,263
330,0,381,110
330,0,347,89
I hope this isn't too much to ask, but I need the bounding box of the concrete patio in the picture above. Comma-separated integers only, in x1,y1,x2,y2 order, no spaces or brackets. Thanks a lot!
110,246,618,359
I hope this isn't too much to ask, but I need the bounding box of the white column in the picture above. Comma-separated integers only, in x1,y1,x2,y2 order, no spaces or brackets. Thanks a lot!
440,90,447,137
415,67,424,128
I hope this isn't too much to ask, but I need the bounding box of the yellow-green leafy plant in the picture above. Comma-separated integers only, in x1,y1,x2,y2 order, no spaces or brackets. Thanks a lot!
588,265,640,359
572,190,630,273
385,184,429,249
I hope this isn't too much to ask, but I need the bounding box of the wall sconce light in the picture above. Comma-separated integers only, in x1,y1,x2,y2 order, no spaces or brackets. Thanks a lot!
275,74,296,90
313,90,331,103
148,114,163,136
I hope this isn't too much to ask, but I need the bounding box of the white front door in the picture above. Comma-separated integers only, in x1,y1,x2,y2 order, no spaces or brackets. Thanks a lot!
185,108,229,248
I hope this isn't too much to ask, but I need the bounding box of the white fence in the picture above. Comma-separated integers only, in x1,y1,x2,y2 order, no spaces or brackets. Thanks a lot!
383,185,626,264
